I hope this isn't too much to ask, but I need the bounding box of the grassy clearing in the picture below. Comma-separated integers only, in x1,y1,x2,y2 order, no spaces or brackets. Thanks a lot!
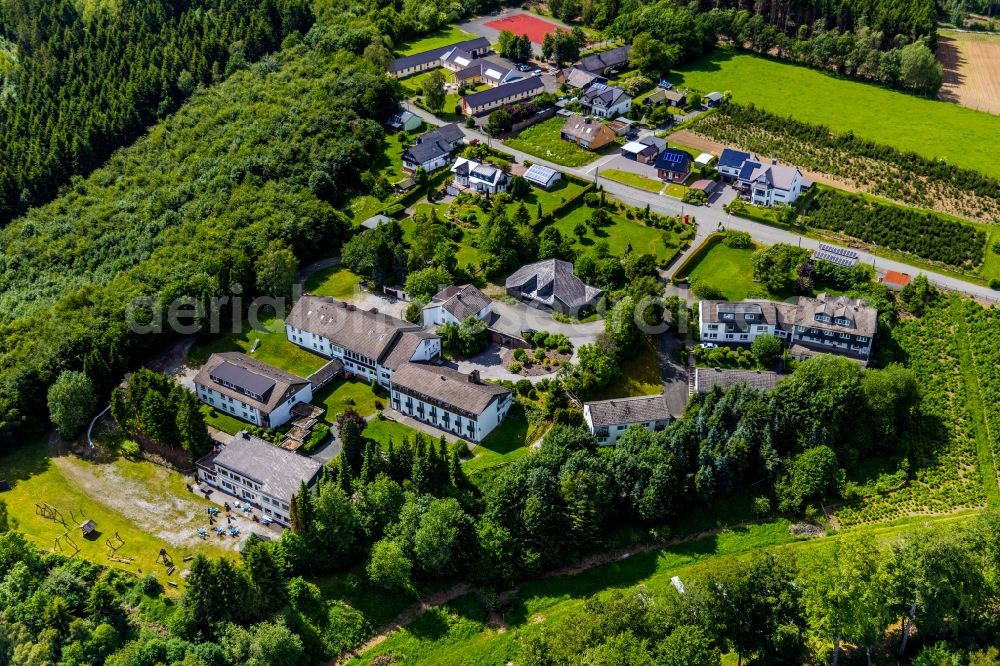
303,265,362,300
504,117,607,167
664,183,688,198
188,313,327,378
200,404,249,435
600,168,663,192
351,511,977,665
671,49,1000,178
551,203,680,263
590,336,663,400
314,378,384,420
0,440,234,591
682,241,761,301
464,405,533,478
363,417,425,450
397,26,477,55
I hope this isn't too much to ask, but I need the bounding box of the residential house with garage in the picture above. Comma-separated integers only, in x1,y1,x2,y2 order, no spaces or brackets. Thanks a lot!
583,394,673,446
388,37,490,78
505,258,604,315
460,76,544,116
738,159,807,206
193,352,314,429
557,66,606,90
390,364,513,442
698,294,877,364
620,135,665,164
559,114,616,151
580,82,632,118
717,147,758,180
579,45,631,74
401,123,466,173
448,157,510,195
655,147,692,182
423,284,493,327
286,296,440,387
196,431,322,526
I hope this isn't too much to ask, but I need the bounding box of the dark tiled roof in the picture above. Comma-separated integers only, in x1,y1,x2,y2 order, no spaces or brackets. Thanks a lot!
212,432,322,501
286,295,419,363
580,45,631,72
381,330,439,371
694,368,784,393
560,114,614,143
430,284,492,320
463,77,543,108
562,66,604,89
655,148,691,173
402,124,465,166
585,394,672,427
193,352,309,415
389,37,490,73
581,83,629,106
391,362,511,416
505,259,603,310
639,136,666,152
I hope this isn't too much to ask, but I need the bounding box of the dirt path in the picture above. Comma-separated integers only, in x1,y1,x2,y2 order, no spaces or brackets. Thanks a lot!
669,129,862,194
337,520,779,664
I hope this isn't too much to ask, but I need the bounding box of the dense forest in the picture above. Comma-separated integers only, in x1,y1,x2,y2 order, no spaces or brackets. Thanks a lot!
0,0,314,223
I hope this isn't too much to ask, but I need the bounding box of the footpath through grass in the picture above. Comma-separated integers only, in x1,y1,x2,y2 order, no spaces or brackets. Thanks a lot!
671,49,1000,178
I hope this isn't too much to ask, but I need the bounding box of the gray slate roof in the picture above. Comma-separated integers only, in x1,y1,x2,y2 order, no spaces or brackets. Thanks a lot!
211,431,322,501
287,295,420,363
585,394,672,427
194,352,309,415
581,83,630,107
391,362,511,417
561,66,605,89
389,37,490,73
430,284,492,320
580,45,631,73
381,329,439,371
403,123,465,166
694,368,784,393
505,259,603,310
463,76,543,109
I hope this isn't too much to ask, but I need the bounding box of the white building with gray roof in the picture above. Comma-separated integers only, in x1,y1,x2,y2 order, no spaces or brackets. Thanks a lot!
505,258,603,315
193,352,314,429
423,284,493,327
389,364,513,442
196,431,323,526
583,394,673,445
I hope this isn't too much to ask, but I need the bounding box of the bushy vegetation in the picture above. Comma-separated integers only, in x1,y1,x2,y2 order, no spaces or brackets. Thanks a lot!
690,102,1000,221
0,0,313,223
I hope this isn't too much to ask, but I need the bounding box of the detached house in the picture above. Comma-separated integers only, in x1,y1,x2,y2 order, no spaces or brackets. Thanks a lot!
196,431,322,526
655,148,692,183
391,365,513,442
620,136,665,164
423,284,493,327
738,159,806,206
401,124,465,173
505,258,603,315
286,296,440,388
560,114,616,151
557,66,606,90
580,45,631,74
460,77,544,116
698,294,877,363
580,83,632,118
448,157,510,195
194,352,313,429
583,394,673,446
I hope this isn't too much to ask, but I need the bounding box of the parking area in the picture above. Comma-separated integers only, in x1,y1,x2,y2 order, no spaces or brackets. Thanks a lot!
488,300,604,350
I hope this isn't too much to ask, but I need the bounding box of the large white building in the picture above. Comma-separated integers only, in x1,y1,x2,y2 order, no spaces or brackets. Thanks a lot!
196,431,323,526
583,394,673,446
390,364,513,442
193,352,313,428
717,147,806,206
422,284,493,327
286,296,440,388
698,294,877,363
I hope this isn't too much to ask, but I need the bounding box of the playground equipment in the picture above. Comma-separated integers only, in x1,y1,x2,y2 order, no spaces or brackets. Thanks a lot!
36,503,66,525
54,531,80,557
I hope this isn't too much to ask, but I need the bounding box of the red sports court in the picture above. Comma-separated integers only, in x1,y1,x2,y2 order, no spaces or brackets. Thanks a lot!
484,13,561,45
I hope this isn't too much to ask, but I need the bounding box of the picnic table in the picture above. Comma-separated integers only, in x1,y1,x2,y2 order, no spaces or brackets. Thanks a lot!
229,527,239,537
197,528,208,539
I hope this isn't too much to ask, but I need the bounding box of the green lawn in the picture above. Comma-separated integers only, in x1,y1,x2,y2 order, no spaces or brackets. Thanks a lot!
663,183,688,198
600,168,663,193
504,117,608,167
464,405,533,477
0,440,234,591
363,417,424,450
200,405,249,435
551,203,680,263
188,314,327,378
671,49,1000,178
303,265,362,299
590,336,663,400
314,378,384,420
517,176,588,213
683,241,761,301
397,26,477,55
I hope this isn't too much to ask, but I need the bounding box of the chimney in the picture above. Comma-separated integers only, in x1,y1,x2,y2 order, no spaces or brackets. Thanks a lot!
370,307,378,314
347,304,355,311
469,370,481,384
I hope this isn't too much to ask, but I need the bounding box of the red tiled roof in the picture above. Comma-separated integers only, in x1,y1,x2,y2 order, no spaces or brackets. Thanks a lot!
882,271,912,287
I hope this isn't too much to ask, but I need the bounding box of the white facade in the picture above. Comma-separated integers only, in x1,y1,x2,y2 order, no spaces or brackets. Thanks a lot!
698,307,776,345
194,382,312,429
422,300,492,327
285,323,440,388
748,168,805,206
390,388,512,442
196,464,295,525
402,152,450,173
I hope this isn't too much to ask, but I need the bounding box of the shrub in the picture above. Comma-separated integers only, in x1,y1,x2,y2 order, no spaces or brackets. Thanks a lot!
991,279,1000,291
682,188,708,206
691,279,725,300
513,348,527,362
515,379,532,395
509,362,522,373
725,230,753,248
583,192,600,207
120,439,141,459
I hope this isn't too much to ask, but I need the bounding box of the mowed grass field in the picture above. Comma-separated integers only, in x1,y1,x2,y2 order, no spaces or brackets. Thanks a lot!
504,117,609,167
396,25,477,55
672,49,1000,178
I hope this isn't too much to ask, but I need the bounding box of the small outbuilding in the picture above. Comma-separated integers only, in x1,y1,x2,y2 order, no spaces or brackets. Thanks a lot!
79,520,97,537
523,164,562,190
361,214,392,230
694,152,715,169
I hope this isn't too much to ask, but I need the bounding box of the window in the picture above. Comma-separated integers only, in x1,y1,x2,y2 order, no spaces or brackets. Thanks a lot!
721,313,734,320
707,324,718,330
744,313,755,321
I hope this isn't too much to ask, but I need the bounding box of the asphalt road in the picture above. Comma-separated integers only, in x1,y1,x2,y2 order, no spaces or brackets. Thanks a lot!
406,104,1000,302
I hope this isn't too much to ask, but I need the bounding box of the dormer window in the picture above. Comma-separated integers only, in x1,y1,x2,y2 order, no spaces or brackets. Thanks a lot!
834,317,851,327
815,314,831,323
744,313,755,321
721,313,734,320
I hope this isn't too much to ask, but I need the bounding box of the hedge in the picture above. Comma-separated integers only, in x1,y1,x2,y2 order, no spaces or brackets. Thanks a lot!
670,232,727,284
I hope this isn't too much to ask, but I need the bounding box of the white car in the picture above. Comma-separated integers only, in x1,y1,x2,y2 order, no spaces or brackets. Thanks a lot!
699,343,718,349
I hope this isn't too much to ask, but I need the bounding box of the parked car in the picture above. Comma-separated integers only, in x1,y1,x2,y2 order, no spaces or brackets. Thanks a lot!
517,64,531,72
532,68,542,75
699,343,718,349
625,130,639,140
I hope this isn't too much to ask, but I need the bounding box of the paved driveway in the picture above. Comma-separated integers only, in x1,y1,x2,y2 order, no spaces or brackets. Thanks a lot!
489,300,604,348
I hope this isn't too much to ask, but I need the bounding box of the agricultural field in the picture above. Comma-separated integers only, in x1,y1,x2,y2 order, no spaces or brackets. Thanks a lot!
671,49,1000,178
504,117,609,167
836,296,991,526
684,102,1000,223
960,300,1000,494
938,30,1000,115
